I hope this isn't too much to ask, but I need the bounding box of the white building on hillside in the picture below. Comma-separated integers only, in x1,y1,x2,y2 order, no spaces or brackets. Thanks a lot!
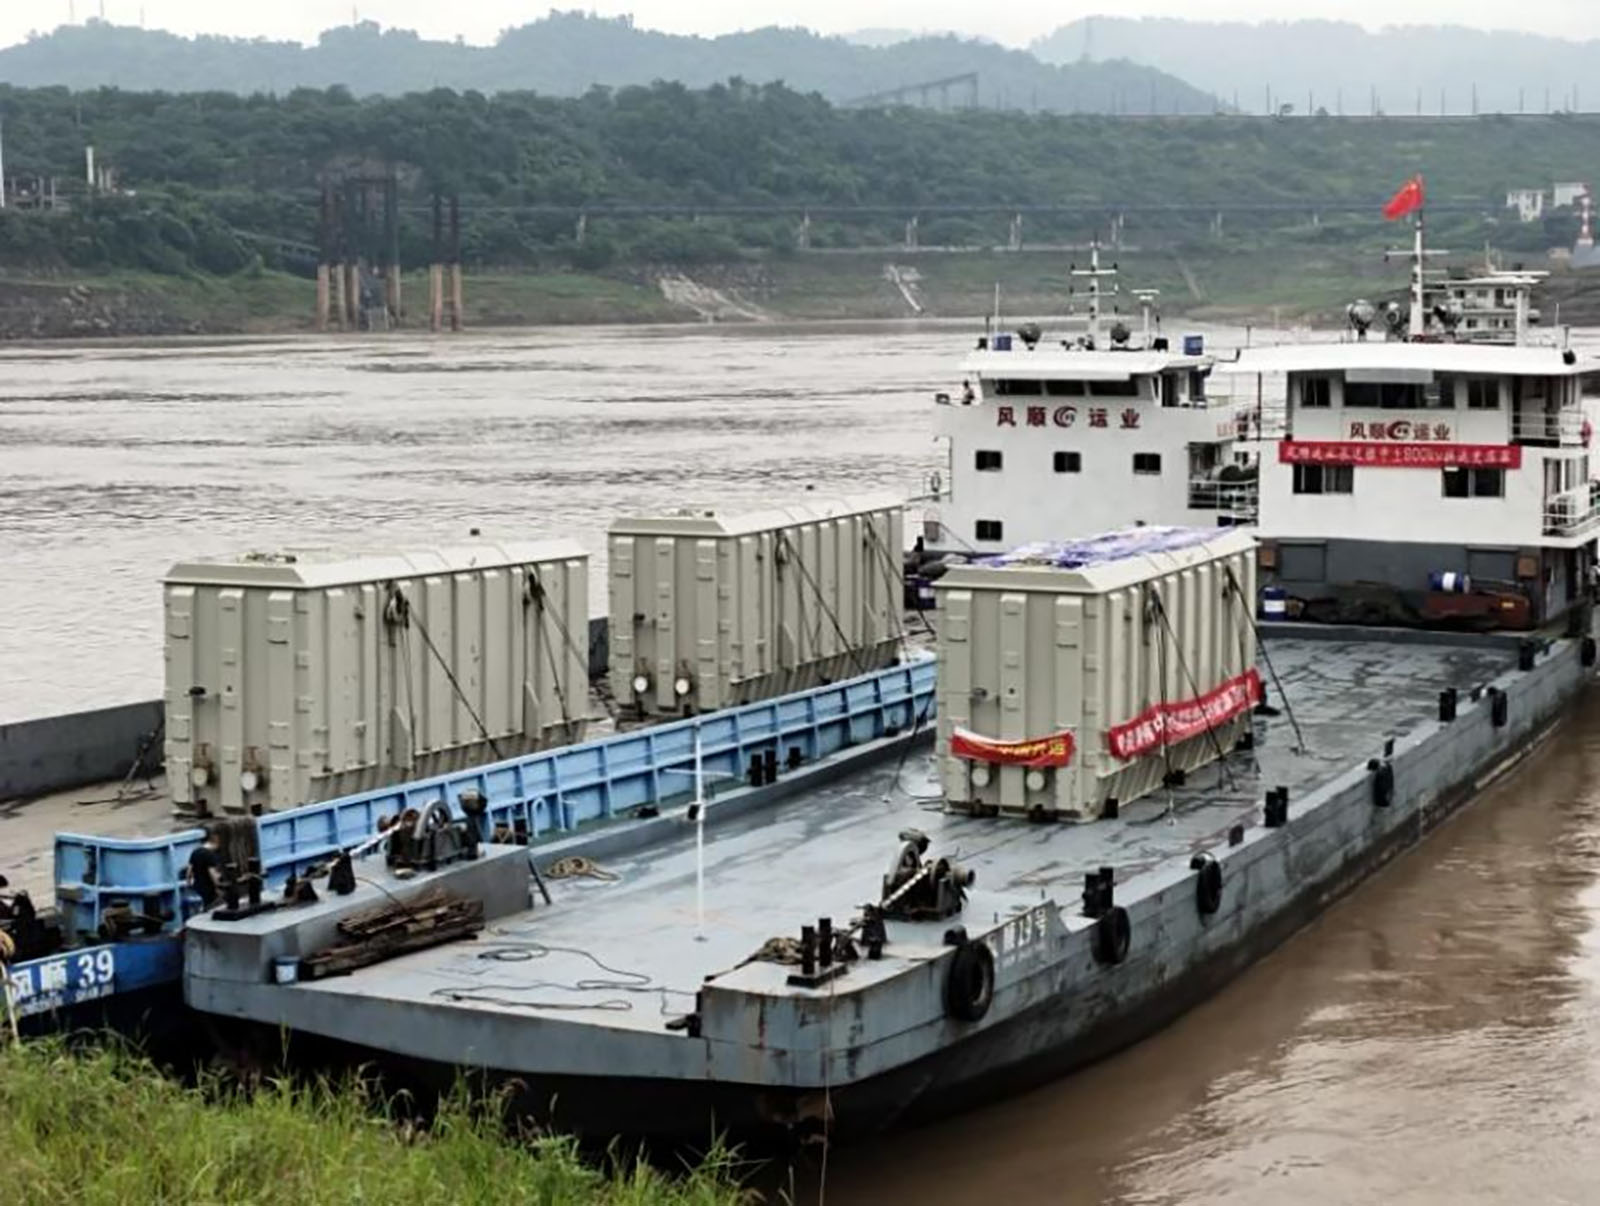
1553,181,1590,209
1506,188,1546,223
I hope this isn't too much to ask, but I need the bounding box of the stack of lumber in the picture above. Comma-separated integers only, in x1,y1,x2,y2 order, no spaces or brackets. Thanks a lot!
301,886,483,979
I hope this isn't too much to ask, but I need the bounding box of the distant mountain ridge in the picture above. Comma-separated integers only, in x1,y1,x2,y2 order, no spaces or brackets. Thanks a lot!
1032,17,1599,116
0,14,1213,113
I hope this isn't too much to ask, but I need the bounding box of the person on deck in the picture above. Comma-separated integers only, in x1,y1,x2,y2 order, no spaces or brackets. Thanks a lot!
185,826,224,909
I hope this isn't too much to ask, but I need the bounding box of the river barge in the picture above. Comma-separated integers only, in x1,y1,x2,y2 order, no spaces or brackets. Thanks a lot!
174,527,1595,1143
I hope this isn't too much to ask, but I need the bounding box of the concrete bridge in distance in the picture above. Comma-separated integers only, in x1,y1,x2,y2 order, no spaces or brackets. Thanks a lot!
408,197,1501,251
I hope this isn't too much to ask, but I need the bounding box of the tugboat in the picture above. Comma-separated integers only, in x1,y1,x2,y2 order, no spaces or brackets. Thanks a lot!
925,244,1260,557
1236,179,1600,629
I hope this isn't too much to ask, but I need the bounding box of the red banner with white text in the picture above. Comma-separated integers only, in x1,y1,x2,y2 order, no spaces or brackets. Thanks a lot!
1106,669,1263,761
951,727,1076,768
1279,441,1521,469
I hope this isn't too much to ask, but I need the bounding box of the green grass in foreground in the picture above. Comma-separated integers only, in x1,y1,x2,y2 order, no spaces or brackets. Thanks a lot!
0,1039,751,1206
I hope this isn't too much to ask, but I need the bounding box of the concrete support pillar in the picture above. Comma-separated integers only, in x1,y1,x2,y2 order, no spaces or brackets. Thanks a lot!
328,262,344,331
1008,213,1022,252
575,212,587,246
344,262,360,328
905,215,919,251
315,263,330,332
429,264,443,332
797,211,811,251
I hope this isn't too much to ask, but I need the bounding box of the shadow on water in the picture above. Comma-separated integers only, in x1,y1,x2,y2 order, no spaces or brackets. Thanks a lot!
773,689,1600,1205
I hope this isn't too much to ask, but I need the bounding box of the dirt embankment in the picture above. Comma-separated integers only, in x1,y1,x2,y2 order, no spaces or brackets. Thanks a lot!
0,278,224,339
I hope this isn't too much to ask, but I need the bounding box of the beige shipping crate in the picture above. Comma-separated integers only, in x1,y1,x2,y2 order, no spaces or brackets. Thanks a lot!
164,541,589,815
935,527,1258,822
608,494,905,716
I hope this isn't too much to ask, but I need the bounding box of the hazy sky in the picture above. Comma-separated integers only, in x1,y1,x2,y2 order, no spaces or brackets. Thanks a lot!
4,0,1598,53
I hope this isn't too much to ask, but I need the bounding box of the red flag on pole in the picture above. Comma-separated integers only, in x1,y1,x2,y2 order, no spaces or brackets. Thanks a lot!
1383,175,1425,220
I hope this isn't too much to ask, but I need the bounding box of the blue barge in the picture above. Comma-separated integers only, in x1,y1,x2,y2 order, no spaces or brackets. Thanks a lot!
7,657,936,1029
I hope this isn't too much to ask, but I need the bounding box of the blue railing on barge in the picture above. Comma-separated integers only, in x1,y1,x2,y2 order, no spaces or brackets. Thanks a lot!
47,656,937,947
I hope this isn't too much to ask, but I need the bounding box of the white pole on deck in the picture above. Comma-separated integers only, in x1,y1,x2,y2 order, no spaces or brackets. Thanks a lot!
1409,212,1426,341
693,725,707,942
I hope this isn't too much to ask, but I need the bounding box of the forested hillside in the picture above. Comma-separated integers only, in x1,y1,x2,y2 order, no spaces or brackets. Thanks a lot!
0,14,1211,114
0,81,1595,277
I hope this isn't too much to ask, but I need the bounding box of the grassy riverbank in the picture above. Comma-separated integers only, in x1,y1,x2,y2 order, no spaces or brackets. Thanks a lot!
0,239,1580,339
0,1040,749,1206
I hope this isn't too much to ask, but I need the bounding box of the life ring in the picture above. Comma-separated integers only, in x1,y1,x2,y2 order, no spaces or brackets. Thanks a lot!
1191,854,1223,916
1371,760,1395,808
1093,905,1132,965
944,940,995,1022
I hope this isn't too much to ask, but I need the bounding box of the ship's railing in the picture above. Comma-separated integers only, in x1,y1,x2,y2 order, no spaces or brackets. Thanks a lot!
1187,477,1260,522
1542,485,1600,538
1512,405,1585,446
51,656,937,943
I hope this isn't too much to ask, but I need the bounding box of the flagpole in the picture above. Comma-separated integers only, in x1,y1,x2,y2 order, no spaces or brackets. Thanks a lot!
1409,175,1425,340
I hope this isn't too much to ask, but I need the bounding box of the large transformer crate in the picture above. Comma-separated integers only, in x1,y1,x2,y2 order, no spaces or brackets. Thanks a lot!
164,541,589,816
935,527,1258,822
608,495,905,716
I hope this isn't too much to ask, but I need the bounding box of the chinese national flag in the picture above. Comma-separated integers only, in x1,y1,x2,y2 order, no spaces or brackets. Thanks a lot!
1383,175,1425,220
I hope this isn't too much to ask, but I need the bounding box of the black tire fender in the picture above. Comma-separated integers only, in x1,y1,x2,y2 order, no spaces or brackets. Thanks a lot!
1191,853,1223,916
1371,760,1395,808
1093,905,1132,966
944,940,995,1023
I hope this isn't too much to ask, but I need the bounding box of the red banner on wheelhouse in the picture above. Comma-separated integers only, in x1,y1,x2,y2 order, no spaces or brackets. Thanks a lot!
1106,669,1263,761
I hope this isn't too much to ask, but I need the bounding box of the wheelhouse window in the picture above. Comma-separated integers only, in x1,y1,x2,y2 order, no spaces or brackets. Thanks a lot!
976,519,1004,541
1344,382,1423,409
1292,464,1354,495
1089,379,1139,398
1442,467,1505,498
1132,453,1162,475
1054,451,1082,473
993,379,1044,396
975,450,1003,471
1300,376,1332,408
1466,378,1499,410
1045,380,1086,397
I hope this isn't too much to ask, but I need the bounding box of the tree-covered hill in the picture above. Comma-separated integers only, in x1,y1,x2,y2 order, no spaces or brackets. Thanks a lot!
0,14,1213,114
0,80,1595,277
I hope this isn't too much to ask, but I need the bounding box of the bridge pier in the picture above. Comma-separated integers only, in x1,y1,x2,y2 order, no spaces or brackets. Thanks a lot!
1111,211,1125,248
1211,210,1224,239
1008,213,1022,252
797,211,812,251
905,215,919,252
575,212,587,246
315,264,330,331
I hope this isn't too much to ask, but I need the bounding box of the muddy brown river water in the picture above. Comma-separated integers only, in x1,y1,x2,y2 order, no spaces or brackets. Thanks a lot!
4,323,1600,1203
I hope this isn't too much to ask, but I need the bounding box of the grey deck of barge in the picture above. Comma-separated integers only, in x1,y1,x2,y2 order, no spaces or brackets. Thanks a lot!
287,637,1512,1033
2,775,178,900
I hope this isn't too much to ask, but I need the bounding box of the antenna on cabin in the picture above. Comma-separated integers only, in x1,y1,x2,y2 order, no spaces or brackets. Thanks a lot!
1069,240,1118,347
